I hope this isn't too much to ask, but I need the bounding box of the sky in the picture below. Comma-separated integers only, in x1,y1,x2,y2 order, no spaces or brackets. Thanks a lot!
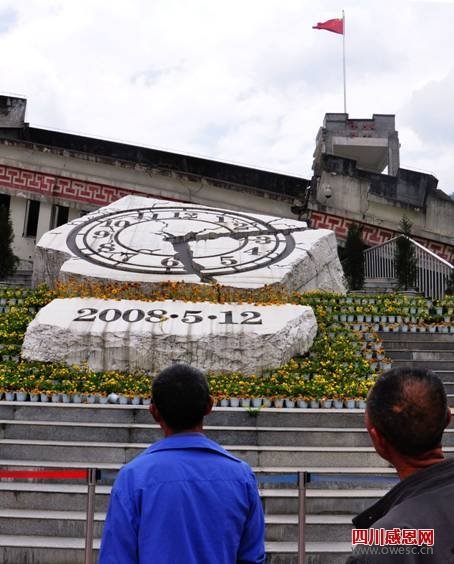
1,0,454,193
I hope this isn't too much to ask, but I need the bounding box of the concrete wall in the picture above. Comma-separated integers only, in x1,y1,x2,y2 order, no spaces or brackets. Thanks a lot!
312,157,454,247
0,143,300,266
9,196,36,268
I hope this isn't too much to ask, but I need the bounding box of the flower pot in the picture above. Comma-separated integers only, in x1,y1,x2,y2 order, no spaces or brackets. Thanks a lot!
339,314,347,322
284,399,295,408
344,399,356,409
220,399,229,407
321,399,333,409
383,326,390,332
401,326,408,333
262,398,272,408
333,400,343,409
71,394,82,403
357,315,364,322
410,326,417,333
40,393,49,403
86,394,97,404
373,316,380,323
118,396,129,405
30,393,39,402
429,326,436,333
99,396,109,404
347,315,354,322
15,391,27,401
61,394,71,403
365,316,372,323
251,398,263,408
297,399,308,408
5,391,15,401
229,398,240,408
240,398,251,408
309,400,320,409
356,400,367,409
273,399,284,408
51,393,62,403
131,396,141,405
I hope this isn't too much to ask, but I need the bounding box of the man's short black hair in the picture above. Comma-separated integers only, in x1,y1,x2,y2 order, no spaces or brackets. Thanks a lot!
152,364,210,432
367,367,449,457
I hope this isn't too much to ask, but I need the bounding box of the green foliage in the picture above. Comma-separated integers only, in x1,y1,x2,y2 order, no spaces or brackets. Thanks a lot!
395,217,417,291
445,269,454,296
343,224,365,290
0,206,19,280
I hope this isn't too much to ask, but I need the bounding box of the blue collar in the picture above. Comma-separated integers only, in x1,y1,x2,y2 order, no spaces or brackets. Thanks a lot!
145,432,241,463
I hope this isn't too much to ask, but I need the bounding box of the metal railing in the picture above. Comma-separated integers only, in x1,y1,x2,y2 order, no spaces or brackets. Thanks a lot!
364,236,453,300
0,466,400,564
0,467,98,564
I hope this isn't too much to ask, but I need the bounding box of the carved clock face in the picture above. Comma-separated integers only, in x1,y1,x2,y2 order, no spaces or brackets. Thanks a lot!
66,205,302,281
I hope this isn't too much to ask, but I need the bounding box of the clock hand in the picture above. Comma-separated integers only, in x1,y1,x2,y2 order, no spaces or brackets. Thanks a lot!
165,226,307,244
163,232,214,283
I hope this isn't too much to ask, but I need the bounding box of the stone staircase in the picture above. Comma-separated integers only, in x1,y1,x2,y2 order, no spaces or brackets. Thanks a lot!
362,277,398,294
380,332,454,400
1,333,453,563
0,270,32,288
0,403,404,564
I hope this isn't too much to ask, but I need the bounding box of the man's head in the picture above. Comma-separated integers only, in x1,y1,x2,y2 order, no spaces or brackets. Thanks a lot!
151,364,212,434
366,367,450,462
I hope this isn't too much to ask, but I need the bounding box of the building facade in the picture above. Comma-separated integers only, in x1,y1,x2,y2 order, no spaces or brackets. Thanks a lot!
0,96,453,272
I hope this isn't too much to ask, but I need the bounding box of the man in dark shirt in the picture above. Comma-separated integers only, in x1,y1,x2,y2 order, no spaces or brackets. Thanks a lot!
100,364,265,564
347,367,454,563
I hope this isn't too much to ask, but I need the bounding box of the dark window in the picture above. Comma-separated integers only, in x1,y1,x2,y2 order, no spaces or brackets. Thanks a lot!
23,199,40,237
0,194,10,211
50,205,69,229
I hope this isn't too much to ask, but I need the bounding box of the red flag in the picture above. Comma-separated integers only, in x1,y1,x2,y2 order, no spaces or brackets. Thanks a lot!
313,18,344,35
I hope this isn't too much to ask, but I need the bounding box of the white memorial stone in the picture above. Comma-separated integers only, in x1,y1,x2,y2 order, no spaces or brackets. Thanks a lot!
22,298,317,375
33,196,345,293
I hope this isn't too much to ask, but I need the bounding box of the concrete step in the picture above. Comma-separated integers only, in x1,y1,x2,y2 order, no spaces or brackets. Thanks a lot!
379,332,454,343
0,509,355,543
0,420,377,447
0,482,388,515
0,536,351,564
382,340,454,351
2,419,454,446
0,438,399,467
390,359,454,370
388,350,454,361
0,403,369,428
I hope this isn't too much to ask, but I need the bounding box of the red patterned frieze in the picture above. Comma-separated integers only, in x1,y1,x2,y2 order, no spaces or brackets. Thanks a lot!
310,211,454,264
0,164,143,206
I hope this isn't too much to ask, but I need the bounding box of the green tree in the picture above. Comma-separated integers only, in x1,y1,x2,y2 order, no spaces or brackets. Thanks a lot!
343,224,365,290
395,216,417,291
445,269,454,296
0,205,19,280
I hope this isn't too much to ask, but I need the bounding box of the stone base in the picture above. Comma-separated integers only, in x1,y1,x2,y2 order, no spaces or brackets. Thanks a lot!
21,298,317,375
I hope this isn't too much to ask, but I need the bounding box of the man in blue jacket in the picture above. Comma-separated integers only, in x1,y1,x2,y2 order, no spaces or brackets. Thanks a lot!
99,363,265,564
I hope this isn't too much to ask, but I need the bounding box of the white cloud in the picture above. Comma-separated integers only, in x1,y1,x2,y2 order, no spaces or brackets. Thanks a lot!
0,0,453,192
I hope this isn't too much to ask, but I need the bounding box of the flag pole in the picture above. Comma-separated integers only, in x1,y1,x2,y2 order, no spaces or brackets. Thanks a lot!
342,9,347,114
